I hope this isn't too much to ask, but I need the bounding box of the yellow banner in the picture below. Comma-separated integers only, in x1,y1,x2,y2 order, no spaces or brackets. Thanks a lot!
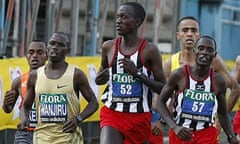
0,56,105,131
0,56,238,131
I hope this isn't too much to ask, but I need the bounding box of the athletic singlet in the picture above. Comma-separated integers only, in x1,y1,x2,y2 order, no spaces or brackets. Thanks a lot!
174,65,218,131
34,64,83,144
101,37,153,113
171,52,239,111
20,72,37,129
171,52,180,72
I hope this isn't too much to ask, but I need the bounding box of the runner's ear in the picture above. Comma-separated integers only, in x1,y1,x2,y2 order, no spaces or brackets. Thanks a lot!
134,18,141,27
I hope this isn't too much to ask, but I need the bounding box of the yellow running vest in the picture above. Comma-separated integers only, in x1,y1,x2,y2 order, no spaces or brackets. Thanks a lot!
171,52,180,72
34,64,83,144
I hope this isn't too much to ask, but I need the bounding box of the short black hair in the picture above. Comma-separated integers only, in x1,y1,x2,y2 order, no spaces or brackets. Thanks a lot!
177,16,200,31
26,40,47,55
30,39,47,46
195,35,217,50
121,2,146,25
53,32,71,47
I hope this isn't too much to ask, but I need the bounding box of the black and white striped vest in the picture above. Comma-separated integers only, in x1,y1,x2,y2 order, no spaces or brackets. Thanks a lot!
101,37,153,113
174,65,218,130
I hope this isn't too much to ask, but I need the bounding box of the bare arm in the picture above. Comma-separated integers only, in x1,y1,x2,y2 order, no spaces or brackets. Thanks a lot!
144,43,166,93
212,54,240,112
153,69,180,129
75,68,99,120
215,73,238,143
151,94,164,135
63,68,99,133
163,57,176,113
2,77,20,113
95,40,114,85
153,68,194,141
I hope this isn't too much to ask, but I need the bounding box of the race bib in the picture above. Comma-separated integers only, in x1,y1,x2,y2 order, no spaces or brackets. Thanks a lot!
112,73,142,102
112,73,142,97
39,93,68,123
180,89,216,122
29,102,37,127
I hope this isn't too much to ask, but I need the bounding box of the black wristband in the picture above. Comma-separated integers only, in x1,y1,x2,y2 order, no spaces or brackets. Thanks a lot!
159,118,166,124
136,71,143,77
227,134,235,143
76,114,83,126
136,69,146,80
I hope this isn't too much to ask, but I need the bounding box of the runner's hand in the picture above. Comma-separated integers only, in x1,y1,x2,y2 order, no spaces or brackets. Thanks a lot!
228,135,238,144
173,126,194,141
63,117,78,133
152,120,163,136
17,120,29,131
3,90,18,112
118,58,138,77
95,68,109,85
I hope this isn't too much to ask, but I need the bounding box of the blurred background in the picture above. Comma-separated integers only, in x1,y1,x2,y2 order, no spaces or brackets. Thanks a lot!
0,0,239,60
0,0,239,143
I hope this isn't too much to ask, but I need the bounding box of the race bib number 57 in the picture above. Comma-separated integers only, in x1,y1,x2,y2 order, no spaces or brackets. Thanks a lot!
181,89,216,122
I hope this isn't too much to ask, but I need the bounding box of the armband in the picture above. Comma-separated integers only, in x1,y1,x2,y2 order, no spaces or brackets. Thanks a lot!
159,118,166,124
136,71,143,77
76,114,83,127
227,134,236,143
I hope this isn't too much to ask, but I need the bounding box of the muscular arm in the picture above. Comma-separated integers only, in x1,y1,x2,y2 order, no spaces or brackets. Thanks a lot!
144,44,166,93
75,68,99,120
153,69,182,129
95,40,114,85
215,73,237,143
63,68,99,133
2,77,21,113
212,54,240,112
154,68,195,141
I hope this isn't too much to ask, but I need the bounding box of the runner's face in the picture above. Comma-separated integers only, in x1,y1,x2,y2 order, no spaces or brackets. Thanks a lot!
26,42,47,70
177,19,200,51
116,5,137,35
47,33,70,62
194,38,216,66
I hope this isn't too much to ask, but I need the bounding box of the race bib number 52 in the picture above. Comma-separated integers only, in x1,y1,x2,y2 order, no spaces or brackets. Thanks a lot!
112,73,142,97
